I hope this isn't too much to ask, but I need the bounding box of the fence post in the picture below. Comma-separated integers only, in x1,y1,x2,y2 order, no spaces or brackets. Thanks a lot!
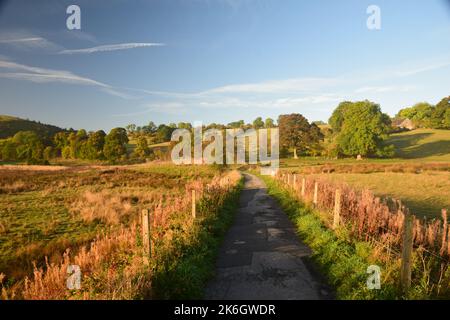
333,189,341,229
313,182,318,206
301,178,306,197
441,209,448,256
400,212,414,294
192,189,197,218
293,174,297,190
141,209,151,266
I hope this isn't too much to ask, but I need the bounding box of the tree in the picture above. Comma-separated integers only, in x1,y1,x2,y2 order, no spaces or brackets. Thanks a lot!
265,118,275,128
125,124,137,134
430,96,450,129
227,120,245,129
43,146,55,161
329,101,353,133
1,140,17,161
12,131,44,162
142,121,157,134
103,128,129,162
396,102,434,128
133,136,152,159
278,114,324,159
54,132,68,157
178,122,192,130
86,130,106,160
155,124,175,143
252,117,265,129
332,100,394,157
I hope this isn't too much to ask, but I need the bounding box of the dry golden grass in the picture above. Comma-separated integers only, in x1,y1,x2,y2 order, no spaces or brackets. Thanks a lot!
290,171,450,219
0,165,241,300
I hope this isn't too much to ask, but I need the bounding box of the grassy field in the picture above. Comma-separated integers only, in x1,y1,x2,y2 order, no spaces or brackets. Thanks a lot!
388,128,450,161
292,171,449,219
0,163,224,287
280,129,450,219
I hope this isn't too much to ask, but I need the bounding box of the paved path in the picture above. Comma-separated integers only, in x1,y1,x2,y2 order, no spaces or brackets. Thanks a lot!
205,173,330,300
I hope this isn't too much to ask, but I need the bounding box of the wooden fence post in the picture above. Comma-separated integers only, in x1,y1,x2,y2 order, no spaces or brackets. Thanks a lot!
313,182,318,206
400,212,414,293
333,189,341,229
301,178,306,197
141,209,151,266
192,189,197,218
293,174,297,190
441,209,448,256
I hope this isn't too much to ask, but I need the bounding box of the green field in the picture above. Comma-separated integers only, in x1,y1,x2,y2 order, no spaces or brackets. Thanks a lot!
281,129,450,219
389,128,450,161
0,164,221,281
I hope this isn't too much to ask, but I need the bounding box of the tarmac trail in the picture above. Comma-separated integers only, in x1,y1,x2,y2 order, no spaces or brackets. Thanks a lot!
205,173,330,300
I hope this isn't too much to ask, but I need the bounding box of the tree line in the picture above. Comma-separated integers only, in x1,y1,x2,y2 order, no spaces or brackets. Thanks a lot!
0,96,448,164
395,96,450,129
0,128,131,164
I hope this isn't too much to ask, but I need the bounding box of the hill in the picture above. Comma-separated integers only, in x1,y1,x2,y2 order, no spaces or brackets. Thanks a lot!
0,115,66,142
387,128,450,161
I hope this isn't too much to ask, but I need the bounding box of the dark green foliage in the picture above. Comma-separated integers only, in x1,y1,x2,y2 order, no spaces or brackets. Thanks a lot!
252,117,265,129
103,128,129,162
330,101,393,157
133,136,152,159
86,130,106,160
396,97,450,130
0,115,65,143
265,118,275,128
278,113,324,158
155,124,175,144
431,96,450,129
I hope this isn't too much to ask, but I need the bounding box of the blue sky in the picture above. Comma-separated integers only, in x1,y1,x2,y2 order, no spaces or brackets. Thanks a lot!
0,0,450,131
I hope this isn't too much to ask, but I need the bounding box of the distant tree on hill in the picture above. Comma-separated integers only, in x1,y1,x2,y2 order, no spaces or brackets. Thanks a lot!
133,136,152,159
155,124,175,143
278,113,324,159
11,131,45,163
142,121,157,134
265,118,275,128
396,102,434,128
177,122,192,130
53,132,69,157
330,100,394,157
430,96,450,129
125,124,137,135
1,140,17,161
227,120,245,129
86,130,106,160
103,128,129,162
252,117,265,129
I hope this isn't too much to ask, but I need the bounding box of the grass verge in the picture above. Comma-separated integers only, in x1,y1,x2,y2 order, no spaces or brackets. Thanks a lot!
151,177,244,299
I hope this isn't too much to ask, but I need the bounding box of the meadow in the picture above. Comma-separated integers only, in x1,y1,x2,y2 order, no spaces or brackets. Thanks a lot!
0,163,241,299
280,128,450,219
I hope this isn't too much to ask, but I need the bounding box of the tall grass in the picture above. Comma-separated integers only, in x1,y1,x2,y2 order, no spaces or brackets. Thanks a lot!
1,170,242,300
274,172,450,298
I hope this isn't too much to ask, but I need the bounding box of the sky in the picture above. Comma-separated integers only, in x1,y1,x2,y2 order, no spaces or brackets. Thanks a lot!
0,0,450,131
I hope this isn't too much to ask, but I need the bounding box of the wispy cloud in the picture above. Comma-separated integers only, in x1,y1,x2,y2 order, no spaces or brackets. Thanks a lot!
394,60,450,77
355,85,415,94
59,42,165,55
0,33,62,51
0,59,131,98
203,77,340,95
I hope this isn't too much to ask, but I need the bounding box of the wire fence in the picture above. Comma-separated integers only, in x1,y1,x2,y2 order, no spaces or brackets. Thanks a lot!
276,172,450,292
